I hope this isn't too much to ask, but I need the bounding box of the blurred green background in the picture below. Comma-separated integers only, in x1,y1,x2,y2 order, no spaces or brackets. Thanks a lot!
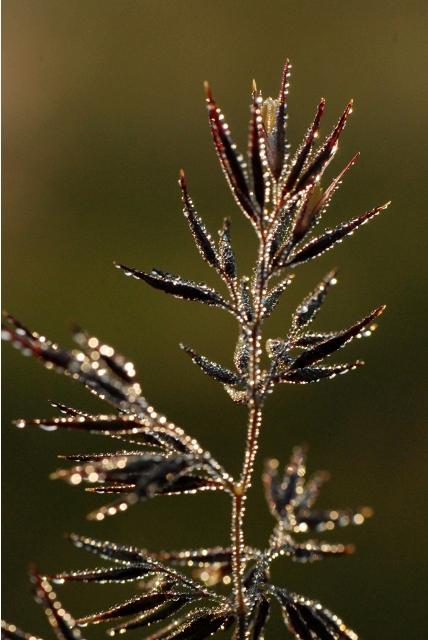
2,1,427,638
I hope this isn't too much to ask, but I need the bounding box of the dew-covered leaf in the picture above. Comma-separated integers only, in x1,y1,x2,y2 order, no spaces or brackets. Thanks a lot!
217,218,237,278
116,265,229,309
272,588,358,640
107,597,194,636
266,58,291,179
248,93,267,211
282,98,325,197
233,332,250,374
146,606,235,640
178,171,219,268
239,277,253,320
263,448,306,520
31,572,83,640
53,454,202,520
157,547,234,568
295,100,354,193
291,270,338,330
2,314,147,415
180,345,242,386
277,540,355,563
48,564,158,585
292,152,360,244
72,326,137,383
248,596,270,640
204,82,255,221
286,202,390,267
293,321,378,348
68,533,148,565
294,506,373,533
262,275,294,319
290,305,385,369
155,475,222,496
77,593,188,626
281,361,364,384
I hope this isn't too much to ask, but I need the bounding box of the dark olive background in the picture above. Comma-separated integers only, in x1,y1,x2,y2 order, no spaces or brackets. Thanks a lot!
2,1,427,638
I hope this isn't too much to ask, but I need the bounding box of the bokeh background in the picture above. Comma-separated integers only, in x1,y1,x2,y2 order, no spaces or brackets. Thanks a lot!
3,1,427,638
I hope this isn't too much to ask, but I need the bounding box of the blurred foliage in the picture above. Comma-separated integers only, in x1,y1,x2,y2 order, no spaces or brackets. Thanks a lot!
2,1,427,638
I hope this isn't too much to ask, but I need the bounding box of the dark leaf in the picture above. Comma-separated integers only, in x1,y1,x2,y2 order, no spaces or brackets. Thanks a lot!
147,607,234,640
263,448,306,519
273,589,312,640
286,202,390,267
262,275,294,319
116,265,229,309
18,413,191,454
295,100,354,192
233,332,250,374
49,401,89,417
53,454,198,520
180,345,242,386
278,540,355,563
77,593,187,626
178,171,219,269
68,533,147,565
248,93,267,211
282,98,326,197
293,604,335,640
290,305,385,369
204,82,255,221
291,270,338,330
30,572,83,640
2,315,147,415
272,588,358,640
218,218,237,278
268,58,291,179
295,506,373,533
107,597,194,636
156,547,234,568
72,326,137,383
49,564,160,584
281,361,364,384
311,606,358,639
293,321,378,347
239,276,253,320
292,152,360,243
249,596,270,640
158,475,223,496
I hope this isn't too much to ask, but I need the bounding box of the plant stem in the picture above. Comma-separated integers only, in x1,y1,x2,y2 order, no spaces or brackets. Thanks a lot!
231,235,268,639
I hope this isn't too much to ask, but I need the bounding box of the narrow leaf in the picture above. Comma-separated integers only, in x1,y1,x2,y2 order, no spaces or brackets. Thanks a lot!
178,171,219,268
107,597,194,636
204,82,255,221
72,326,137,383
248,93,266,211
281,361,364,384
116,265,229,309
286,203,390,267
269,58,291,179
218,218,237,278
290,306,385,369
282,98,326,196
262,276,294,319
292,152,360,243
180,345,242,386
30,572,82,640
68,533,147,565
292,269,338,330
77,593,183,626
295,100,354,192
